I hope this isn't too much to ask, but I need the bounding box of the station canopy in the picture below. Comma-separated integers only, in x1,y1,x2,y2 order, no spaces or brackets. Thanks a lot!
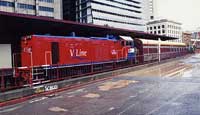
0,11,177,43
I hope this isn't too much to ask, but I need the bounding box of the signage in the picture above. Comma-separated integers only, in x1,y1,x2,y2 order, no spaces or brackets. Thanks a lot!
70,49,87,57
44,85,58,91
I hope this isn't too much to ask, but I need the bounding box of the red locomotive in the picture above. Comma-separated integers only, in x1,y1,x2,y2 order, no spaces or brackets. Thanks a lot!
13,35,188,85
21,35,135,67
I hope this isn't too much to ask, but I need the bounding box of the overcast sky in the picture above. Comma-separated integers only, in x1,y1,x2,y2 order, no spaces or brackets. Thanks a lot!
154,0,200,31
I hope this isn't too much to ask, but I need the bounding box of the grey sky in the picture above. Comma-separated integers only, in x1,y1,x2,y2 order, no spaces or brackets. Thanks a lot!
154,0,200,31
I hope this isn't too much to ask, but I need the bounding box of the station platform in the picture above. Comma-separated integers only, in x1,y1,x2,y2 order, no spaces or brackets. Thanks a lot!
1,54,200,115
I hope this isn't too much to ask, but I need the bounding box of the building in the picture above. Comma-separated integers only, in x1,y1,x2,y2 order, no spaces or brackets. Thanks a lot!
191,31,200,53
0,0,62,19
148,0,154,20
63,0,76,21
182,32,192,45
147,19,182,42
72,0,150,31
192,31,200,40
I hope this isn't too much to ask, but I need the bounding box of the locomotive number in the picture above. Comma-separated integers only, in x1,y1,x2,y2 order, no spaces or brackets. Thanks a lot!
44,85,58,91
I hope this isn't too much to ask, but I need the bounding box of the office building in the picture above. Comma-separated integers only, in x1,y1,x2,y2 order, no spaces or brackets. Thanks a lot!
0,0,62,19
63,0,76,21
72,0,150,31
149,0,154,19
147,19,182,42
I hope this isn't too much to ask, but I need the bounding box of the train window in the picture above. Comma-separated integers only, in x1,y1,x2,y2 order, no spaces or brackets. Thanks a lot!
126,41,133,46
126,41,129,46
121,41,125,46
126,41,131,46
130,42,132,46
51,42,59,64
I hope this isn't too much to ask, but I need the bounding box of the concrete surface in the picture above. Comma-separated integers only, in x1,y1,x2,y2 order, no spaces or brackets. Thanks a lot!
1,54,200,115
0,56,174,103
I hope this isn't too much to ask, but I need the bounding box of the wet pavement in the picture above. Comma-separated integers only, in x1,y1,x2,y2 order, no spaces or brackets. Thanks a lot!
1,54,200,115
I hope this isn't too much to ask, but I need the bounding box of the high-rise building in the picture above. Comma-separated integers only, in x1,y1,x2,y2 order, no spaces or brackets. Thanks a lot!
149,0,154,19
0,0,62,19
71,0,150,31
63,0,76,21
147,19,182,42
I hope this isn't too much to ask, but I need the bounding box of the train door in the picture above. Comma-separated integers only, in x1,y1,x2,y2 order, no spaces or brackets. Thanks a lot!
51,42,59,65
45,51,52,65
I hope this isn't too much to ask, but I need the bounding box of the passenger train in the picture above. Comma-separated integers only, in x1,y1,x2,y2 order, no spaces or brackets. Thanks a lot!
6,34,189,86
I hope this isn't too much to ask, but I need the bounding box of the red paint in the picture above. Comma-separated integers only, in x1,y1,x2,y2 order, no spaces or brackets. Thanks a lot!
20,35,129,67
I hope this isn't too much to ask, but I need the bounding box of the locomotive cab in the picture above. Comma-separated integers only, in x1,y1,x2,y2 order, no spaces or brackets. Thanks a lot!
119,36,135,60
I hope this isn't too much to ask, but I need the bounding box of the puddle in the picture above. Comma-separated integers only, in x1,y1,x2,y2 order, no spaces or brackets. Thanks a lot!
98,80,138,91
48,107,68,112
163,64,193,78
108,107,115,111
52,95,63,99
29,97,48,103
68,95,75,98
123,61,193,78
67,88,85,95
0,105,23,113
82,93,100,98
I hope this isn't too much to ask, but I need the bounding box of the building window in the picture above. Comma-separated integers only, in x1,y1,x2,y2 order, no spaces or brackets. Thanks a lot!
39,6,54,12
39,0,54,3
158,30,161,34
81,9,87,17
92,9,142,20
0,1,14,7
93,17,143,26
162,25,165,28
154,31,156,34
162,30,165,33
91,1,142,14
154,26,156,29
18,3,35,10
150,27,152,30
158,26,160,29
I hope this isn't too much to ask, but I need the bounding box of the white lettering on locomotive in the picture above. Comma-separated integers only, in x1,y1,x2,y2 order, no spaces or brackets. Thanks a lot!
44,85,58,91
111,50,117,55
23,47,32,53
70,49,87,57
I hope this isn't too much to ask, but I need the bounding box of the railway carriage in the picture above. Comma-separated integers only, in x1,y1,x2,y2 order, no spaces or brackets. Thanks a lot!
135,38,187,63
